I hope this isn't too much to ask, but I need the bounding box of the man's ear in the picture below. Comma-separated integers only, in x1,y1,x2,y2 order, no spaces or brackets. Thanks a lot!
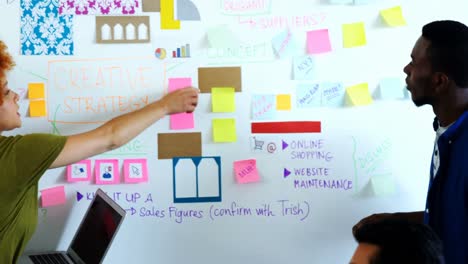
432,72,450,93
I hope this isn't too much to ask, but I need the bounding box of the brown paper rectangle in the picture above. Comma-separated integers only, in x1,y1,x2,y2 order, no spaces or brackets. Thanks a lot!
158,132,202,159
142,0,160,12
198,67,242,93
96,16,150,44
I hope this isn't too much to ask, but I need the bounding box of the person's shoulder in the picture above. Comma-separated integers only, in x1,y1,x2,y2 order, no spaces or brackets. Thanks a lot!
0,133,66,148
0,134,23,145
19,133,67,146
451,111,468,138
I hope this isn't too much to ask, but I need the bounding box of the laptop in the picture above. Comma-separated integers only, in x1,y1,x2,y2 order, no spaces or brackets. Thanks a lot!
19,188,126,264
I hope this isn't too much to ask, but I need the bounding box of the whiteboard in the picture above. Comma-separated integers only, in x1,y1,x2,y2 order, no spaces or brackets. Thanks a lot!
1,0,465,263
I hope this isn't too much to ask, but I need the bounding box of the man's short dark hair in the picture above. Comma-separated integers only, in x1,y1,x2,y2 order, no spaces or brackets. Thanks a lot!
353,219,445,264
422,20,468,88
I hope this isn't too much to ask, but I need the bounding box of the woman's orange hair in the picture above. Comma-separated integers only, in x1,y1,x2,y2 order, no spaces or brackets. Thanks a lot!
0,41,16,104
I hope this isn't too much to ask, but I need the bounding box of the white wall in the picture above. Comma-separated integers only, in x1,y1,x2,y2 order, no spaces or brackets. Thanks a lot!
1,0,464,263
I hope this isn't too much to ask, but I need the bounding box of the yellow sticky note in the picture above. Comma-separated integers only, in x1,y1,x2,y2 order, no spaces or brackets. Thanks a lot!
276,94,291,110
346,83,373,106
30,100,46,117
342,22,367,48
380,6,407,27
212,87,235,112
213,118,237,142
28,83,45,99
161,0,180,29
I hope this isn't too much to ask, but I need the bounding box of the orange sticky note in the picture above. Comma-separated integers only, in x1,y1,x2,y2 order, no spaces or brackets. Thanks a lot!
161,0,180,29
276,94,291,110
234,159,260,184
30,100,46,117
40,186,66,207
28,83,45,99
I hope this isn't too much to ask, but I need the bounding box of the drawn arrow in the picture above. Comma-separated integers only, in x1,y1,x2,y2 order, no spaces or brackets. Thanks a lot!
284,168,291,178
76,191,83,202
282,140,289,150
125,207,137,216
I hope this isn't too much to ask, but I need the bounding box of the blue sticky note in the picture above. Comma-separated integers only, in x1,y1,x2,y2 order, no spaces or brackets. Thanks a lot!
293,55,315,80
321,82,345,107
252,95,276,120
379,78,405,100
296,83,321,108
272,29,298,59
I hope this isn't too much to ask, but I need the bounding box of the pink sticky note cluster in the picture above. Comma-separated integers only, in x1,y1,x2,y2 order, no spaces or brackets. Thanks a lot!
40,186,66,207
168,78,195,130
234,159,260,184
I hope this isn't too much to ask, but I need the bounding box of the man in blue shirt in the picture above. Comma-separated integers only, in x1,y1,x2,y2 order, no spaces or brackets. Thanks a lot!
353,20,468,263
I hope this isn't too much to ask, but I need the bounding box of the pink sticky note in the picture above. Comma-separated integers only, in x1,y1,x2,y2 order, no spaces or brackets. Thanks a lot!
168,78,192,92
168,78,194,130
95,159,120,184
307,29,332,54
40,186,66,207
67,159,92,182
234,159,260,184
123,159,148,183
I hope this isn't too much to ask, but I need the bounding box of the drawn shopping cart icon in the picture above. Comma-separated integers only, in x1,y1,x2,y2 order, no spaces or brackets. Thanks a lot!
253,137,264,150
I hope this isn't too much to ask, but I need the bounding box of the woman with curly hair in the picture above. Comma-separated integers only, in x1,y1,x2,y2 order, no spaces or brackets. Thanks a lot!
0,40,199,263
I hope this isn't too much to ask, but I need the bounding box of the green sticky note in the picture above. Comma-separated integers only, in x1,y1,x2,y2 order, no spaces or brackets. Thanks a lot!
212,87,235,112
213,118,237,142
342,22,367,48
371,175,396,196
380,6,407,27
346,83,373,106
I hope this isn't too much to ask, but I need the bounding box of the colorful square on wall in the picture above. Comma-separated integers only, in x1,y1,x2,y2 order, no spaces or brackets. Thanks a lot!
59,0,141,15
251,94,276,120
233,159,260,184
67,160,92,182
123,159,148,183
20,0,74,55
173,156,222,203
40,185,66,207
95,159,120,184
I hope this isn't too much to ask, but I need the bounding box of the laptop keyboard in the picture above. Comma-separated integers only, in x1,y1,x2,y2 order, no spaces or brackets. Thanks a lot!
29,253,70,264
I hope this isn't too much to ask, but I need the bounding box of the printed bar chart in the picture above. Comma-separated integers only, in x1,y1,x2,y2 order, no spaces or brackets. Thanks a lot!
172,44,191,58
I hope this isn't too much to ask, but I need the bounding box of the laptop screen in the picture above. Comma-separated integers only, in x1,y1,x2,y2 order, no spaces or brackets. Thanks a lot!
68,191,125,263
